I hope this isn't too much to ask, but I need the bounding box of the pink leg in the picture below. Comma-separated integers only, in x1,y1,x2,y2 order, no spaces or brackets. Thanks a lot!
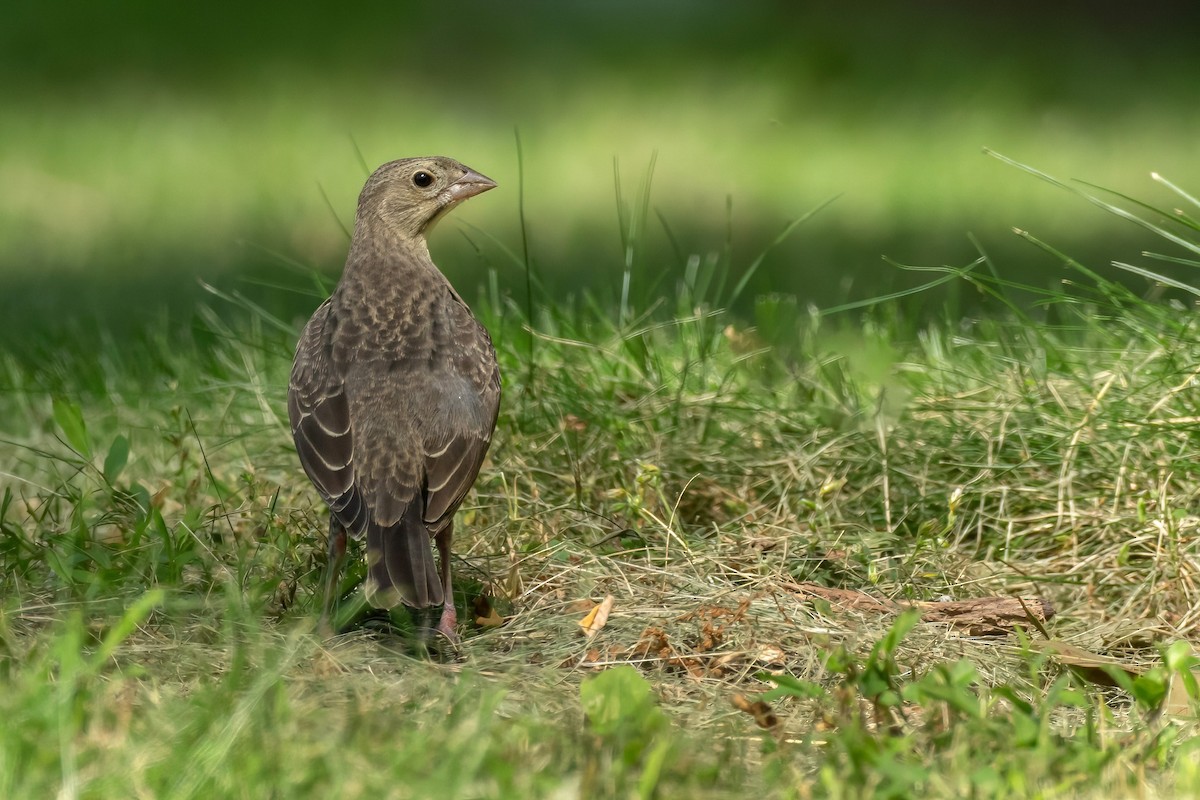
320,518,348,635
434,524,459,644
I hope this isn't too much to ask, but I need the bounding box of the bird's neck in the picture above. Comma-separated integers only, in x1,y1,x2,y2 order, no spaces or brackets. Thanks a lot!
330,221,454,357
340,217,444,288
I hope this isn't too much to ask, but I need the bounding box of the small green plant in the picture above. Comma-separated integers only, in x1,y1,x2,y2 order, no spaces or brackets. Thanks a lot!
580,665,675,799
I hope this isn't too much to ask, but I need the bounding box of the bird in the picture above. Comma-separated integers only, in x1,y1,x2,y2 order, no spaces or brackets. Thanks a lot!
287,156,500,645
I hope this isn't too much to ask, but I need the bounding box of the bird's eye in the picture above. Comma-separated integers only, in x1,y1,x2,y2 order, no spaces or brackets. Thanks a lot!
412,171,434,188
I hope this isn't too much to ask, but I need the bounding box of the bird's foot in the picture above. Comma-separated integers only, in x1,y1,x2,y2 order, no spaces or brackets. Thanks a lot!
410,604,461,661
435,602,459,645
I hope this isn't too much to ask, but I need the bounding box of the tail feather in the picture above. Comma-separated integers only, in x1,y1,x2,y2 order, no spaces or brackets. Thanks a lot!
364,502,441,609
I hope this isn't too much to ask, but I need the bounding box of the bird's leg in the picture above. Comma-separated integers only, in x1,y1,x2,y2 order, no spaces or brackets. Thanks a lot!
434,523,459,644
319,518,348,635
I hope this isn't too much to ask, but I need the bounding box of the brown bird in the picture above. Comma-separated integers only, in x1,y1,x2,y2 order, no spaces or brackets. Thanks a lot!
288,156,500,643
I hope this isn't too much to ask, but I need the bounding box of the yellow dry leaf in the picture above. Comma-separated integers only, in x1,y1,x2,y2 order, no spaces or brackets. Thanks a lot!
579,595,615,638
475,606,504,628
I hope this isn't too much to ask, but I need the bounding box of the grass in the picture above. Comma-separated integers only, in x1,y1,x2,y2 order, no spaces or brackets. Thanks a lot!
5,160,1200,798
5,81,1194,275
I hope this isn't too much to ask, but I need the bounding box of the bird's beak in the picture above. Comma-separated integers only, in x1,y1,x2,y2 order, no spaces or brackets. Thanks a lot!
446,169,497,203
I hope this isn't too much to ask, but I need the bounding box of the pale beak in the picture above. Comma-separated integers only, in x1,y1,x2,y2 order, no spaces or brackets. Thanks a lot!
446,168,497,202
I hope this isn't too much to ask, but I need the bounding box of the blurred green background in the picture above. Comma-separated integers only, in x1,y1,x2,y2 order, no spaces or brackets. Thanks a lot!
3,1,1198,353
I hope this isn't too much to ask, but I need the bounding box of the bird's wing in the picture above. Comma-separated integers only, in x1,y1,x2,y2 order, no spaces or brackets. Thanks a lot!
287,300,368,533
422,333,501,528
423,422,493,525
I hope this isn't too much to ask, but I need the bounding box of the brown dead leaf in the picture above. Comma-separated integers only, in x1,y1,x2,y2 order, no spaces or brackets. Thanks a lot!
579,594,614,638
697,619,722,652
559,648,597,669
631,627,672,659
472,596,505,628
748,537,779,553
783,581,1054,635
731,693,779,730
1033,639,1142,688
151,484,171,510
1035,640,1200,716
753,644,787,669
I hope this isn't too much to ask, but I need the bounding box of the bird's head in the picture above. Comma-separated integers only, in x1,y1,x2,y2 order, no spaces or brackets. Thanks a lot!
356,156,497,239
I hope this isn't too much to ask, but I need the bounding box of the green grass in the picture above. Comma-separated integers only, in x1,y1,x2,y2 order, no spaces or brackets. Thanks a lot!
5,80,1194,275
5,161,1200,798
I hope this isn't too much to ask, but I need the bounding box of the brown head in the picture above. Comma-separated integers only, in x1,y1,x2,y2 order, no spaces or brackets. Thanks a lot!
356,156,497,239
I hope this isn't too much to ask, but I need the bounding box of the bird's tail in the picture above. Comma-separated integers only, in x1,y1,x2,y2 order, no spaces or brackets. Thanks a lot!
363,501,442,609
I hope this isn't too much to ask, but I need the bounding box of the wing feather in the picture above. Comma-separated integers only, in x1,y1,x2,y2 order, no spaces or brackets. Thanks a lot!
422,329,501,527
288,300,368,536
